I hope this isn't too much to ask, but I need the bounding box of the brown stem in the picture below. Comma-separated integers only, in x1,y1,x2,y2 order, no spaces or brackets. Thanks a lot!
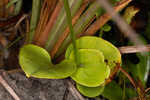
35,1,63,47
119,66,137,88
9,14,29,40
34,0,58,44
119,45,150,54
119,66,145,100
145,87,150,93
105,64,120,85
66,80,85,100
0,74,20,100
50,1,89,58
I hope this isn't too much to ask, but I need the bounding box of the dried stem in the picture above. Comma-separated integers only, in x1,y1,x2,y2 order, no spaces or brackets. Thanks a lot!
34,0,58,44
145,87,150,93
119,45,150,54
119,66,144,100
62,88,69,100
0,75,20,100
9,14,28,40
35,1,63,47
66,80,85,100
119,66,137,88
51,1,89,58
0,13,22,28
15,14,29,29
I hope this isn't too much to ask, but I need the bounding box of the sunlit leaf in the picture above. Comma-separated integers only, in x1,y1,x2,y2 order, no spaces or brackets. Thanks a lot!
66,36,121,69
76,83,105,97
69,49,110,87
19,44,76,79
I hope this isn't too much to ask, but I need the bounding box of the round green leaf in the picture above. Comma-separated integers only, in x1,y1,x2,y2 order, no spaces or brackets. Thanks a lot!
76,83,104,97
19,44,76,79
102,24,111,32
69,49,110,87
66,36,121,69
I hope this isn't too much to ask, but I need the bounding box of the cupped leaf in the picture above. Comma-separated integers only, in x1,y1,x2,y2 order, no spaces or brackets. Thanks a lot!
136,53,150,85
76,83,105,98
19,44,76,79
30,59,77,79
66,36,121,69
69,49,110,87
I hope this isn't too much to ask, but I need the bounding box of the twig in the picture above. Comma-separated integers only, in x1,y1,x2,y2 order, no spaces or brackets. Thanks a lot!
66,80,85,100
62,88,69,100
96,0,148,54
119,66,144,100
6,69,22,74
9,14,29,40
0,13,22,28
0,74,20,100
145,87,150,93
14,14,29,29
119,45,150,54
119,66,137,88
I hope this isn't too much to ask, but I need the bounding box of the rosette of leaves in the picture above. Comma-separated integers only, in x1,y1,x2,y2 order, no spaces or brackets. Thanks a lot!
65,36,121,97
19,0,122,97
19,36,121,97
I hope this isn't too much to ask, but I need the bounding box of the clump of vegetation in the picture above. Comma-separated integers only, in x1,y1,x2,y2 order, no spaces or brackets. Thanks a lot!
0,0,150,99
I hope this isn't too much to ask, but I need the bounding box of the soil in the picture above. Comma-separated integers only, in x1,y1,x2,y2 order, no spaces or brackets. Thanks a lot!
0,72,76,100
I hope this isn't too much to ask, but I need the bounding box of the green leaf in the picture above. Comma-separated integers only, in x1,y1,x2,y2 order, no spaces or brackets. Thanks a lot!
123,6,139,24
125,88,137,99
102,24,112,32
102,81,123,100
6,0,19,8
135,53,150,85
66,36,121,69
14,0,22,15
28,0,41,43
76,83,105,97
19,44,76,79
127,36,150,85
69,49,110,87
